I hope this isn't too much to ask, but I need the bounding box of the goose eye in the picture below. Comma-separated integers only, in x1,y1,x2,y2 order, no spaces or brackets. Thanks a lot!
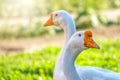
55,14,58,16
78,34,81,37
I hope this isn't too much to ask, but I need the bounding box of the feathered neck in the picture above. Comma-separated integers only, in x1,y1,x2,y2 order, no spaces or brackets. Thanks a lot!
62,16,76,44
53,15,76,79
63,44,83,80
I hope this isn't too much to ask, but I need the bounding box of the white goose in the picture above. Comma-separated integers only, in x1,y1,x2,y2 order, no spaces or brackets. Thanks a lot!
63,30,120,80
44,10,120,80
44,10,76,80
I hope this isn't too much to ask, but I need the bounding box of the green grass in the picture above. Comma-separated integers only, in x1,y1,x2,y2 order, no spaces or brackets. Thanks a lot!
0,40,120,80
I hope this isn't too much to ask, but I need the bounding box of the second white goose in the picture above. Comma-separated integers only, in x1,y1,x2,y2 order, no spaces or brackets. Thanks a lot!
63,30,120,80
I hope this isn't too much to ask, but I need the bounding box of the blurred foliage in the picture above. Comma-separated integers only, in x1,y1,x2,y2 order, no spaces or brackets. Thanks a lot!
117,15,120,24
0,40,120,80
0,0,120,39
0,18,56,39
0,0,120,17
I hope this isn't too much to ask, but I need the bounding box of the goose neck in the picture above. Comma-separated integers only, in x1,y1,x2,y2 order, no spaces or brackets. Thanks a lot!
62,19,76,44
63,46,83,80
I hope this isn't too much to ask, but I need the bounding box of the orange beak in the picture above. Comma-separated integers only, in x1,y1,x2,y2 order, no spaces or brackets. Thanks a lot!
44,14,53,26
84,30,100,49
84,37,100,49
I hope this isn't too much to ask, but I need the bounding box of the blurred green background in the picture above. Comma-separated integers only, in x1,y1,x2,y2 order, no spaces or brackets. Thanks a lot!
0,0,120,80
0,0,120,38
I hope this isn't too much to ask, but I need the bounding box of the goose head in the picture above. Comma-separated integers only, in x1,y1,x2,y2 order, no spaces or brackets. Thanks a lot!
44,10,75,28
68,30,100,51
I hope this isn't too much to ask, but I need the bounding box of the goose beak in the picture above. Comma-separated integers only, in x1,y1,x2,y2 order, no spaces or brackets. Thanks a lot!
96,44,100,49
84,38,100,49
84,30,100,49
44,14,53,26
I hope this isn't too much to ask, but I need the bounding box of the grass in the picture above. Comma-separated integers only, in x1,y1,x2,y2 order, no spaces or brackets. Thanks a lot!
0,39,120,80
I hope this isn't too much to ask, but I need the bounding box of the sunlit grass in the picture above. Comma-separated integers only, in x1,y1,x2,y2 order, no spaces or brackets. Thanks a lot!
0,40,120,80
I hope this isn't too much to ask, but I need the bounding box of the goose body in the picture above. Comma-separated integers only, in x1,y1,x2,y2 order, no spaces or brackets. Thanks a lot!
44,10,120,80
44,10,76,80
63,30,120,80
76,66,120,80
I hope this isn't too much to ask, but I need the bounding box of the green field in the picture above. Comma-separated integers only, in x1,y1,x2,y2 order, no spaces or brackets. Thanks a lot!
0,39,120,80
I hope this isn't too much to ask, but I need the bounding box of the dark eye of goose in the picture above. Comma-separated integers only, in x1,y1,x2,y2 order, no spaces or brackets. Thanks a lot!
78,34,81,37
55,14,58,16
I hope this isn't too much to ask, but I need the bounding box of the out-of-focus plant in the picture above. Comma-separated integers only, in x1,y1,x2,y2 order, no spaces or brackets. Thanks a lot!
0,0,120,17
0,0,120,39
117,16,120,24
0,18,57,39
0,40,120,80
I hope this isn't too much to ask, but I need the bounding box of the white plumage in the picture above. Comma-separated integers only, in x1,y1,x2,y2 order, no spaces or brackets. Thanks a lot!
62,30,120,80
44,10,120,80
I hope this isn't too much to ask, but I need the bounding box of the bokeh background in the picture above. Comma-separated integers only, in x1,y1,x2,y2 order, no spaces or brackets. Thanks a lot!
0,0,120,80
